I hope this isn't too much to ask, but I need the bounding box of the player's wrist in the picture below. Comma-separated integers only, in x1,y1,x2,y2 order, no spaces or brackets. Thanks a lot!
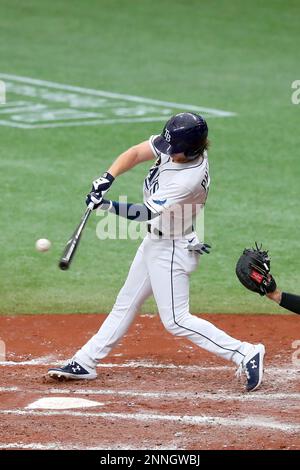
100,199,113,211
92,172,115,194
266,289,282,304
102,171,115,183
106,168,118,179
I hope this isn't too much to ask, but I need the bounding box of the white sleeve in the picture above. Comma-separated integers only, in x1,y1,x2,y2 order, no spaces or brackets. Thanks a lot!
148,135,160,159
144,183,192,215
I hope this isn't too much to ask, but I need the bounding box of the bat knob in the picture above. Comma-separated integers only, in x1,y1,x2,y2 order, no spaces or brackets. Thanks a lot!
59,260,69,270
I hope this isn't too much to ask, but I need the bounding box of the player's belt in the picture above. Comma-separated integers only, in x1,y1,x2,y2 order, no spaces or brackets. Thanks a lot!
147,224,163,237
147,225,194,237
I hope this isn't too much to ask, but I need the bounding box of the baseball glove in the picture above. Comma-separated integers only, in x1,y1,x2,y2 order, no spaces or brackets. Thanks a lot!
236,243,277,296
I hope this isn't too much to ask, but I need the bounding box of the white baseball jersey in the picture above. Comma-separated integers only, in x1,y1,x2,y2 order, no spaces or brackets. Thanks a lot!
143,135,210,238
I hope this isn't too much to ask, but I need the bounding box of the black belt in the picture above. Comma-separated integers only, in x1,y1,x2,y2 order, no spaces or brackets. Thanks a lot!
147,225,194,237
147,224,163,237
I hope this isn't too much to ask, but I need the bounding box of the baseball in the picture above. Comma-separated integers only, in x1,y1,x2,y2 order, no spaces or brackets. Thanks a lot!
35,238,51,252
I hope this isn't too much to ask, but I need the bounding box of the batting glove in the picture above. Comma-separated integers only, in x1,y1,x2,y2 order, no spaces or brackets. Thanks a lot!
91,172,115,197
86,191,104,210
186,243,211,255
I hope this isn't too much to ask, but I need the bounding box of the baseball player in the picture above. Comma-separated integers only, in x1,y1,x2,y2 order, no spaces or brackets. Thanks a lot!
48,112,265,391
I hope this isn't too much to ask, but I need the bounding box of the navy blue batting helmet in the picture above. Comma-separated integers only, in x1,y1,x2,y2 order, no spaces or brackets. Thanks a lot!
153,112,208,160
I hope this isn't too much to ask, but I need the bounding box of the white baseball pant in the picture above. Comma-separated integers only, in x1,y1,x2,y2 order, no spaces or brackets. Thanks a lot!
75,235,253,368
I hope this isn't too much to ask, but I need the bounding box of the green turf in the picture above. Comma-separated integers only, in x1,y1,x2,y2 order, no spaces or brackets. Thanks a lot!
0,0,299,314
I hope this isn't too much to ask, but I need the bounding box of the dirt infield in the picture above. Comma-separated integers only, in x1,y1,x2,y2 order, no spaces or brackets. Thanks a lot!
0,313,299,450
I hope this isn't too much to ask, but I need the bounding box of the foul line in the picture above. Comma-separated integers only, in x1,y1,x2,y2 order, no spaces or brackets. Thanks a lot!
1,409,299,433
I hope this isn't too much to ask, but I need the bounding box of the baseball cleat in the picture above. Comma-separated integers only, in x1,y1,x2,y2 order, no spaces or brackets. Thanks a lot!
48,360,97,381
236,343,265,392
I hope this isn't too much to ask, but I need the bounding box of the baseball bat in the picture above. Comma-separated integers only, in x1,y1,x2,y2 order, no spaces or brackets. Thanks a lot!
58,203,94,270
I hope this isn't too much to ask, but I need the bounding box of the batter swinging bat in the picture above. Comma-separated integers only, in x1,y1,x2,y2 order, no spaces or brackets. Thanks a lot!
59,203,94,270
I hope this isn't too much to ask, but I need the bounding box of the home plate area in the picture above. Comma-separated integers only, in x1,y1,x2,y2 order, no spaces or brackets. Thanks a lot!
26,397,105,410
0,314,299,450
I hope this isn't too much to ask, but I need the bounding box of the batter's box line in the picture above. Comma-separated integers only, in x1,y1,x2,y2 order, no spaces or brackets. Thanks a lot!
0,386,299,402
0,442,179,450
0,358,298,375
1,409,299,433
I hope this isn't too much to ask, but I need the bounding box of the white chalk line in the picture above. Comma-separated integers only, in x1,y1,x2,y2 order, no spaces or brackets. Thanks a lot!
0,73,236,117
0,386,19,392
1,358,227,368
0,442,177,450
0,358,298,388
1,386,299,403
1,409,299,433
0,117,168,129
0,357,298,375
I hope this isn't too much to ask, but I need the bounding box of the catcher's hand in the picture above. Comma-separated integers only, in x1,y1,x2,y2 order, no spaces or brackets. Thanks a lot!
236,243,277,296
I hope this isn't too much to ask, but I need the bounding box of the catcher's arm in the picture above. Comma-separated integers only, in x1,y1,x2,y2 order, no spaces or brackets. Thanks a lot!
267,290,300,315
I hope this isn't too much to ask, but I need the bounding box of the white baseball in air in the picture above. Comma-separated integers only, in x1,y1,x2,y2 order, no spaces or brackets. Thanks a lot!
35,238,51,252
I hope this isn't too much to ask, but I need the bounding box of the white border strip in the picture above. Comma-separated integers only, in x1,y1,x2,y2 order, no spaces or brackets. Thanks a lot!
1,409,299,433
0,73,236,117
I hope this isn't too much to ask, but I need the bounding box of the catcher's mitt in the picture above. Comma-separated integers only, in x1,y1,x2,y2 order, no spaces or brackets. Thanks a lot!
236,243,277,296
